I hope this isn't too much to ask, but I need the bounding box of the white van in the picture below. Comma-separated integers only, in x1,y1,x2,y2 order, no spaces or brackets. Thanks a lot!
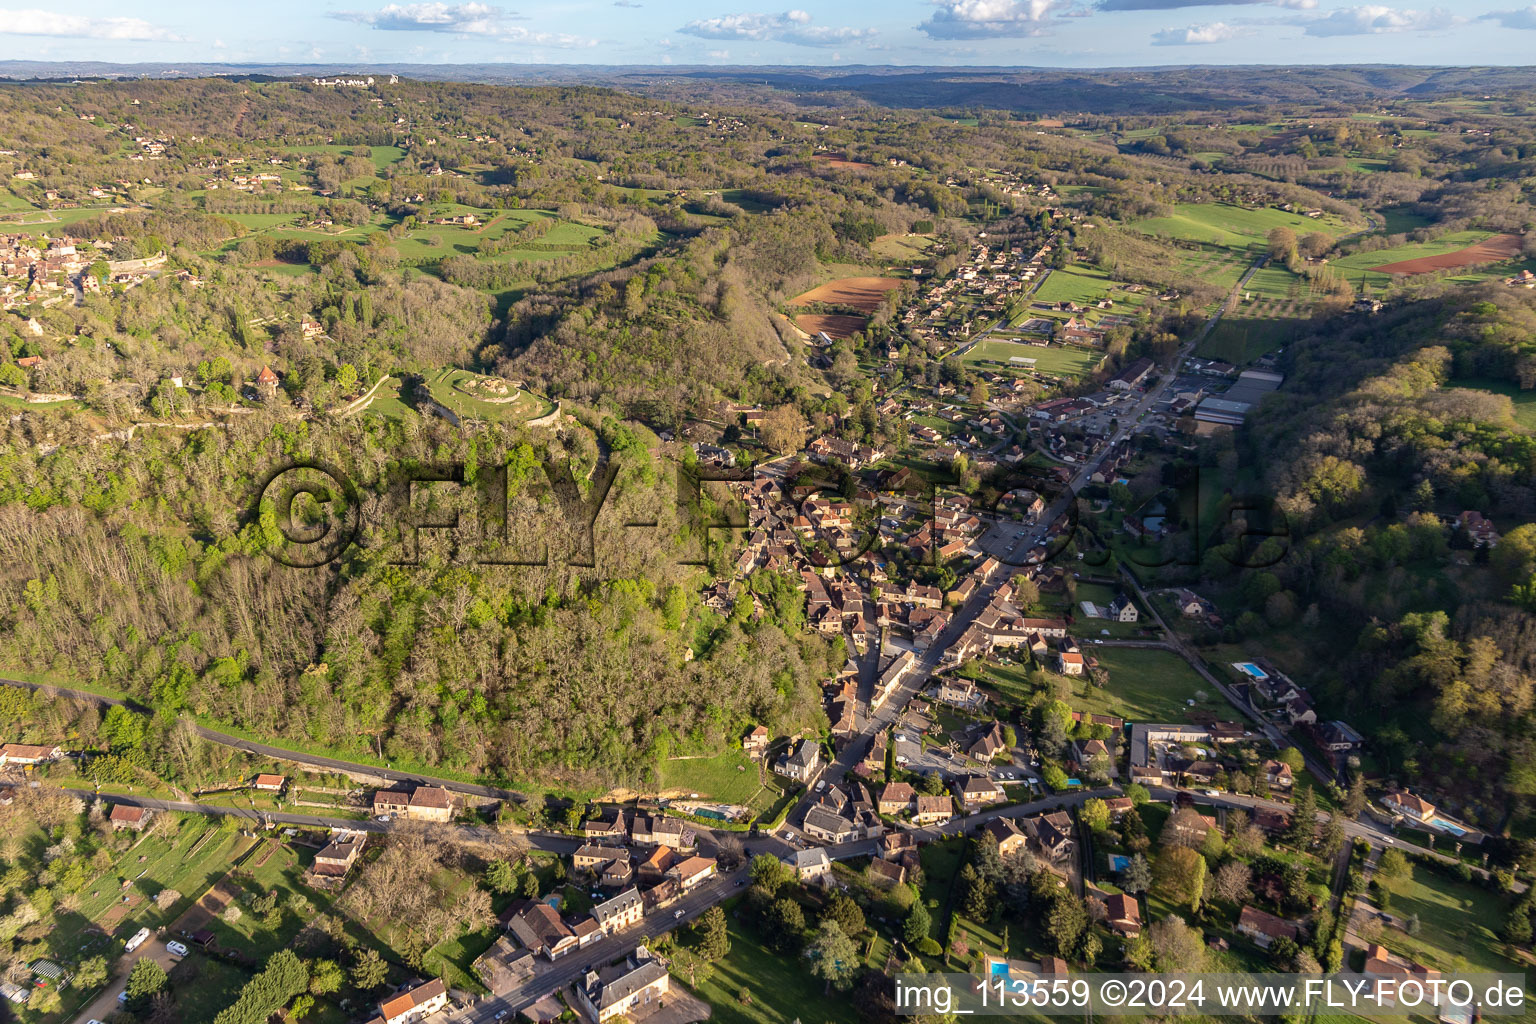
124,927,152,953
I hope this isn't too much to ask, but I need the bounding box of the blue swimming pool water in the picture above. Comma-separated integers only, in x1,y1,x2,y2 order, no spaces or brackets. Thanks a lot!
694,808,726,820
1066,778,1082,786
991,962,1010,978
1108,854,1131,872
1430,817,1467,836
1232,661,1267,680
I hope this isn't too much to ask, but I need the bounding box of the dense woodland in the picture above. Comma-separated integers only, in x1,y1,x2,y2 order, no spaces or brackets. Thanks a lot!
0,73,1533,811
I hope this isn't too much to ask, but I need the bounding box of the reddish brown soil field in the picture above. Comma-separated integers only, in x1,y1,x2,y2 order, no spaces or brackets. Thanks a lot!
812,154,875,169
789,275,904,312
795,314,868,340
1370,233,1524,275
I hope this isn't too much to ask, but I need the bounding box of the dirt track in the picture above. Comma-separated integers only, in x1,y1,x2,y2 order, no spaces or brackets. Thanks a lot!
1369,233,1523,274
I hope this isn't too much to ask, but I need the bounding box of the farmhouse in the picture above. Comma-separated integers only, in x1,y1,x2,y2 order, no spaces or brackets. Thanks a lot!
0,743,63,766
108,803,151,831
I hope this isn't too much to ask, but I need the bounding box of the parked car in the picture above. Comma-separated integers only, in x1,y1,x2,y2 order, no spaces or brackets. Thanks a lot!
674,909,685,919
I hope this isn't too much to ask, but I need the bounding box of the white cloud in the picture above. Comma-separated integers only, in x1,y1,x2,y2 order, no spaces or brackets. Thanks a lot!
335,3,599,45
679,10,874,45
917,0,1059,39
1480,5,1536,27
1294,4,1455,35
0,9,186,41
1151,20,1243,42
707,48,731,57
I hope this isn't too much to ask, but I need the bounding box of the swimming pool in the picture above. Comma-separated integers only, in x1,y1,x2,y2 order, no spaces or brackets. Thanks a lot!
990,961,1010,979
693,808,726,820
1430,817,1467,836
1232,661,1268,680
1108,854,1131,872
1066,778,1082,787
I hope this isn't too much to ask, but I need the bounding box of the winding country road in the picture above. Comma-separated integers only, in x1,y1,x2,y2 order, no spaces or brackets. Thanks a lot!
0,675,526,802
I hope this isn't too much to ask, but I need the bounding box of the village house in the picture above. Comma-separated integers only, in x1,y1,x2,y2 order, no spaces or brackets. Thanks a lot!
309,833,365,885
742,725,770,759
572,947,670,1024
591,887,644,935
583,807,629,841
1105,893,1141,938
1107,594,1139,623
669,855,718,892
936,677,982,708
954,773,1006,812
1236,906,1300,949
0,742,64,766
775,738,822,782
365,978,448,1024
878,781,916,815
786,847,832,886
108,803,151,831
1382,790,1435,822
251,773,286,792
574,844,621,875
984,817,1030,859
1262,760,1294,789
372,789,412,818
637,845,676,882
1057,649,1086,676
912,794,954,825
407,785,455,822
504,900,579,960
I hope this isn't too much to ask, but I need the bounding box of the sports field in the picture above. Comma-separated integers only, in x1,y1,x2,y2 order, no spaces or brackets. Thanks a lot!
1130,203,1353,252
963,337,1103,378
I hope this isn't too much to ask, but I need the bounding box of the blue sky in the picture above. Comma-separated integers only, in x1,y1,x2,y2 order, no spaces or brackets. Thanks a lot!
0,1,1528,67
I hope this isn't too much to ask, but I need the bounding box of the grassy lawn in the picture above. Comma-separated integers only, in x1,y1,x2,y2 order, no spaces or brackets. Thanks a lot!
1375,869,1523,976
1448,377,1536,431
201,839,332,962
872,233,936,261
658,749,769,806
963,338,1104,378
680,910,859,1024
1329,229,1501,288
423,368,554,423
1130,203,1354,252
1078,647,1223,723
167,952,253,1024
1197,317,1303,364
